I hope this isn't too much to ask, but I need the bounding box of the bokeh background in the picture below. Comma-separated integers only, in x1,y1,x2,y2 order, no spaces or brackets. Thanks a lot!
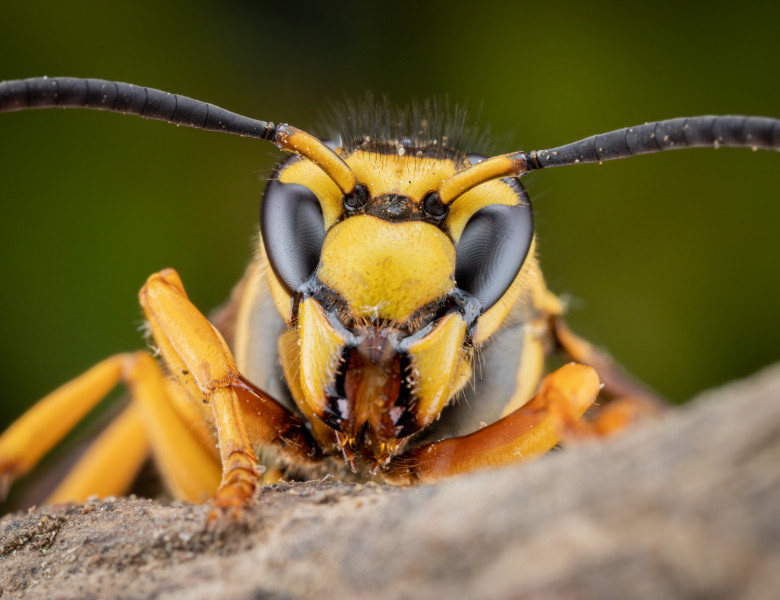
1,1,778,440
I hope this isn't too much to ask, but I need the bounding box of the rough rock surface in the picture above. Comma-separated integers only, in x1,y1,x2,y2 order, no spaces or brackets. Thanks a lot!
2,366,779,600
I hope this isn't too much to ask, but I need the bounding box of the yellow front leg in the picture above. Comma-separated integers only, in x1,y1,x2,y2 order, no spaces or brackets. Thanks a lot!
384,364,601,484
139,269,263,511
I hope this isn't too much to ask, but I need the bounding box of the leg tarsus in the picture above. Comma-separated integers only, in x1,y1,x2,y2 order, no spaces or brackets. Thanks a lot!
206,387,262,511
207,455,263,523
210,464,262,510
553,317,668,411
569,395,665,440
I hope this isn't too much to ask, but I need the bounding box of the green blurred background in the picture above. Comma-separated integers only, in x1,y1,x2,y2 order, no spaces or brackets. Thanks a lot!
1,0,778,440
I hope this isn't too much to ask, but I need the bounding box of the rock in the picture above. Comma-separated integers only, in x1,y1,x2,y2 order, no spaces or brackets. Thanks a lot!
2,365,779,600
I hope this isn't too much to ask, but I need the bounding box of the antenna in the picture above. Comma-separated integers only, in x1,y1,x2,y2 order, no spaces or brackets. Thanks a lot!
0,77,358,195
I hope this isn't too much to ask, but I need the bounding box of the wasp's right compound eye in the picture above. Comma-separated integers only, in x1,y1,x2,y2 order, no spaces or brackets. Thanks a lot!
261,176,326,295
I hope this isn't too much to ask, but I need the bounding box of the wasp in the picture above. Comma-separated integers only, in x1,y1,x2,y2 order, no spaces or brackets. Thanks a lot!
0,77,777,512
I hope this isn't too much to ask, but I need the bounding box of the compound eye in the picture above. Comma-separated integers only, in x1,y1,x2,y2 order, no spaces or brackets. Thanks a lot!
261,176,325,295
454,180,533,310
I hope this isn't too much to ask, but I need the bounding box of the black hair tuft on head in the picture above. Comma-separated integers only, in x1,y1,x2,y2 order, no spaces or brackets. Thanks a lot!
322,93,495,160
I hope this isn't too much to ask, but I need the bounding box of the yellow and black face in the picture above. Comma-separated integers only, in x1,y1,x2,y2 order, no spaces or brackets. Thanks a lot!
259,118,534,468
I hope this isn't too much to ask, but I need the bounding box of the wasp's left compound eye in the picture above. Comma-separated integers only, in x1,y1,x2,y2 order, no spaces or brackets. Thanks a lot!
261,177,326,295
